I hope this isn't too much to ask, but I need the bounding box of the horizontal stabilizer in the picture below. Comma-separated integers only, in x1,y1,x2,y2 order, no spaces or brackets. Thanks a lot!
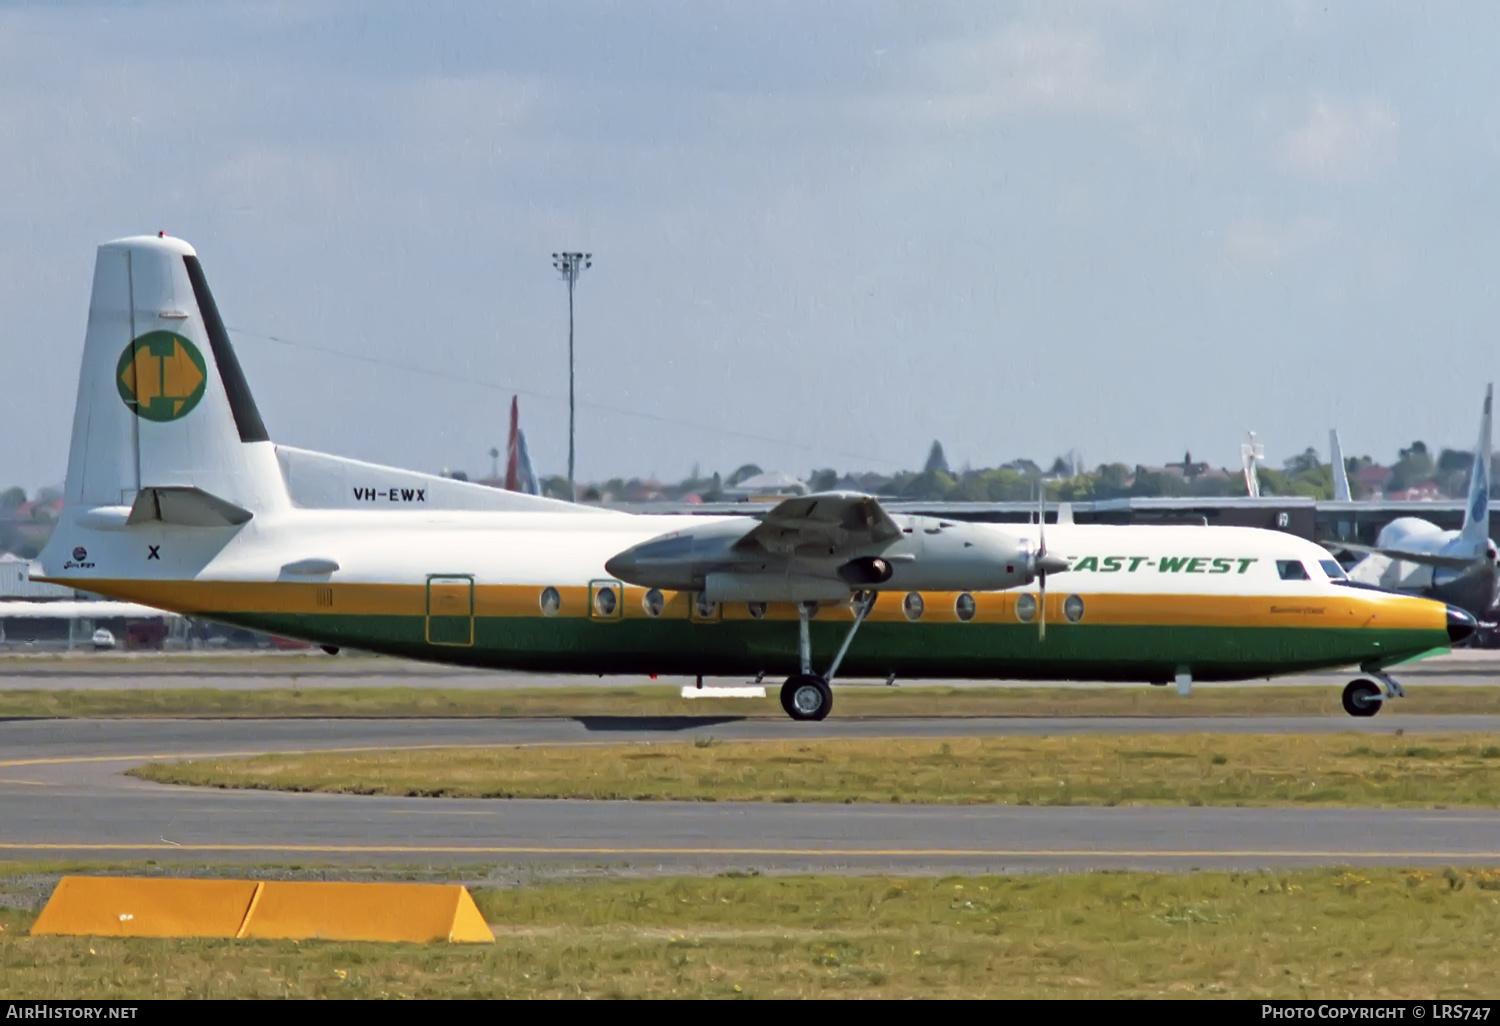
1328,540,1480,571
126,487,252,527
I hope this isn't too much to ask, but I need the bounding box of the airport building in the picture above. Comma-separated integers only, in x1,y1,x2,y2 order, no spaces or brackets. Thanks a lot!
0,552,188,651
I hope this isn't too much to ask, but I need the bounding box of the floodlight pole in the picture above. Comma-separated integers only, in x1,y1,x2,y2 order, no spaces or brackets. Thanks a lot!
551,251,591,501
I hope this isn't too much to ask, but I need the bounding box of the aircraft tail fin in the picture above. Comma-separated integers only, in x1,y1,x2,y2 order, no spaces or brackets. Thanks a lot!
505,396,540,496
1459,383,1493,558
1330,429,1352,501
58,235,286,521
515,429,540,495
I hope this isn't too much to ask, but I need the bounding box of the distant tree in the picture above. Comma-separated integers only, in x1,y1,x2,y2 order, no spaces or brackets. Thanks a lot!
957,468,1032,502
1390,440,1435,493
1260,464,1333,499
1437,448,1474,475
0,486,25,510
896,469,956,501
1051,474,1094,502
1094,463,1132,497
1435,448,1476,498
539,475,572,499
923,441,949,475
807,468,839,492
1047,455,1074,478
1282,447,1321,476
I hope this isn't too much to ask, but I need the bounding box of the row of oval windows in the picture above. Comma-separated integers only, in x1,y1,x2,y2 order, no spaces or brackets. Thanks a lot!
542,586,1087,625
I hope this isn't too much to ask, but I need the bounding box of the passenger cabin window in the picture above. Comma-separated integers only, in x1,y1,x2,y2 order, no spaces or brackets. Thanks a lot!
1319,559,1347,580
1276,560,1310,581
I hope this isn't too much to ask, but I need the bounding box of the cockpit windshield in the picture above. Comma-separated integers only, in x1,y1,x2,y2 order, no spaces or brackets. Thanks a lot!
1276,560,1310,581
1319,559,1347,580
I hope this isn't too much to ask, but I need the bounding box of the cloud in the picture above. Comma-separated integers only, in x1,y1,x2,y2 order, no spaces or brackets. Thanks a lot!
1276,97,1397,182
907,21,1148,125
1222,215,1337,264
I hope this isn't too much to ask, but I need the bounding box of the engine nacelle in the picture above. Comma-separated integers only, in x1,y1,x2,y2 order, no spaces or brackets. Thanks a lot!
703,572,850,604
604,514,1040,596
838,556,894,585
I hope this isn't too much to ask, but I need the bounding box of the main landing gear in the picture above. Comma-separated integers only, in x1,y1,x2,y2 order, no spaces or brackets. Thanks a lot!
779,593,875,722
1342,670,1407,718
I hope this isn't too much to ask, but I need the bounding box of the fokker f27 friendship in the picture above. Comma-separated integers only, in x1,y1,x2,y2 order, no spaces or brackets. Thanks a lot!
36,235,1476,719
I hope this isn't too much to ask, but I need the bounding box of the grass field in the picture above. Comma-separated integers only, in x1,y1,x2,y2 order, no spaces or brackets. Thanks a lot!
2,867,1498,998
4,683,1500,720
131,732,1500,807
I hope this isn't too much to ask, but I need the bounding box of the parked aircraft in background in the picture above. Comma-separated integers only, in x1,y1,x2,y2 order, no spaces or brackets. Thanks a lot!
1329,429,1352,502
35,235,1476,722
504,396,540,496
1327,385,1498,629
1240,432,1266,498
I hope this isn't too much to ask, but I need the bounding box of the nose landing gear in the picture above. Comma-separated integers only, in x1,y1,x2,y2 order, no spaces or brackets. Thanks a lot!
1342,670,1407,717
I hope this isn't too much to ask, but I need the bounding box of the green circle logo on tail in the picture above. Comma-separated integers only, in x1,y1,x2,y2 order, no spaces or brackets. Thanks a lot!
117,331,208,422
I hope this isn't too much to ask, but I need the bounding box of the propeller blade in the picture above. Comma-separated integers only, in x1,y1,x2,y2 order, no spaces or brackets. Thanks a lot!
1038,483,1047,640
1037,482,1046,557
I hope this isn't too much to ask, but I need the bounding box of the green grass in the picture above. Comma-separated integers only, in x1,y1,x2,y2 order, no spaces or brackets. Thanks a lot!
131,733,1500,807
3,684,1500,720
3,868,1499,998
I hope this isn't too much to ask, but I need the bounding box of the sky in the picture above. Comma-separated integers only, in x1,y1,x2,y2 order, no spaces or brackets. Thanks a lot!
3,0,1499,492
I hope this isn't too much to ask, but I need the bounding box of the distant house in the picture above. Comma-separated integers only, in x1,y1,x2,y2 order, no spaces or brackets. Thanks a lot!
1354,464,1394,497
1389,482,1441,502
724,471,808,500
1162,451,1210,480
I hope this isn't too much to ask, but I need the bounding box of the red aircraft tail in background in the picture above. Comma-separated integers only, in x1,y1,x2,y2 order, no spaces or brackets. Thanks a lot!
504,396,540,495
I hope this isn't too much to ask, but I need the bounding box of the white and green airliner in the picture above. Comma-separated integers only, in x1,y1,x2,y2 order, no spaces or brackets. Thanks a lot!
35,235,1476,720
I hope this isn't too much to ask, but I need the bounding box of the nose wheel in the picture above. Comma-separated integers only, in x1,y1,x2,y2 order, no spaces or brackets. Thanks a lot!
780,674,833,721
1342,679,1382,717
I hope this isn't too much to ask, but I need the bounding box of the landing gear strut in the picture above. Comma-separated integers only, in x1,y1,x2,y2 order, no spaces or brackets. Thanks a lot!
779,593,875,722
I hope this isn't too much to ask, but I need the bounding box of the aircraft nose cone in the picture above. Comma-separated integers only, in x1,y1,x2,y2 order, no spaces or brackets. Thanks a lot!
1446,605,1478,644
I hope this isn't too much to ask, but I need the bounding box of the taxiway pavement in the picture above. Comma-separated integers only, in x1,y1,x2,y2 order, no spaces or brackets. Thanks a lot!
2,716,1498,874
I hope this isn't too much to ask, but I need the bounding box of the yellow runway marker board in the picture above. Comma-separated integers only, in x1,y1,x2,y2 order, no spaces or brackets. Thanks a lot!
30,876,493,943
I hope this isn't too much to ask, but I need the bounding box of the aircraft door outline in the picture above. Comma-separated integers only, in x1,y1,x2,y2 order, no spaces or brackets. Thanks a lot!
426,574,475,646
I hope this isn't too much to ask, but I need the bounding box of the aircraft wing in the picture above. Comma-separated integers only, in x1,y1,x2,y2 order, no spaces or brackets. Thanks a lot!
1326,540,1480,571
735,492,902,558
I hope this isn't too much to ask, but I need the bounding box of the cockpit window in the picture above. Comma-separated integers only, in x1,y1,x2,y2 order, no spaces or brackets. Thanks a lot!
1319,559,1347,580
1276,560,1310,581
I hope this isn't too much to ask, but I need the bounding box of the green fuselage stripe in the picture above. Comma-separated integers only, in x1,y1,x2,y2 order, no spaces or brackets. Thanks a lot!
207,610,1442,683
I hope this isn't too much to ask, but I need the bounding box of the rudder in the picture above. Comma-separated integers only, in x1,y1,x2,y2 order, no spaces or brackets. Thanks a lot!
60,234,285,519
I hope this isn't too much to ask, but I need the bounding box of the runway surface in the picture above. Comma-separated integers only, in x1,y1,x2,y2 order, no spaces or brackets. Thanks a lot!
3,716,1499,873
4,649,1500,689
